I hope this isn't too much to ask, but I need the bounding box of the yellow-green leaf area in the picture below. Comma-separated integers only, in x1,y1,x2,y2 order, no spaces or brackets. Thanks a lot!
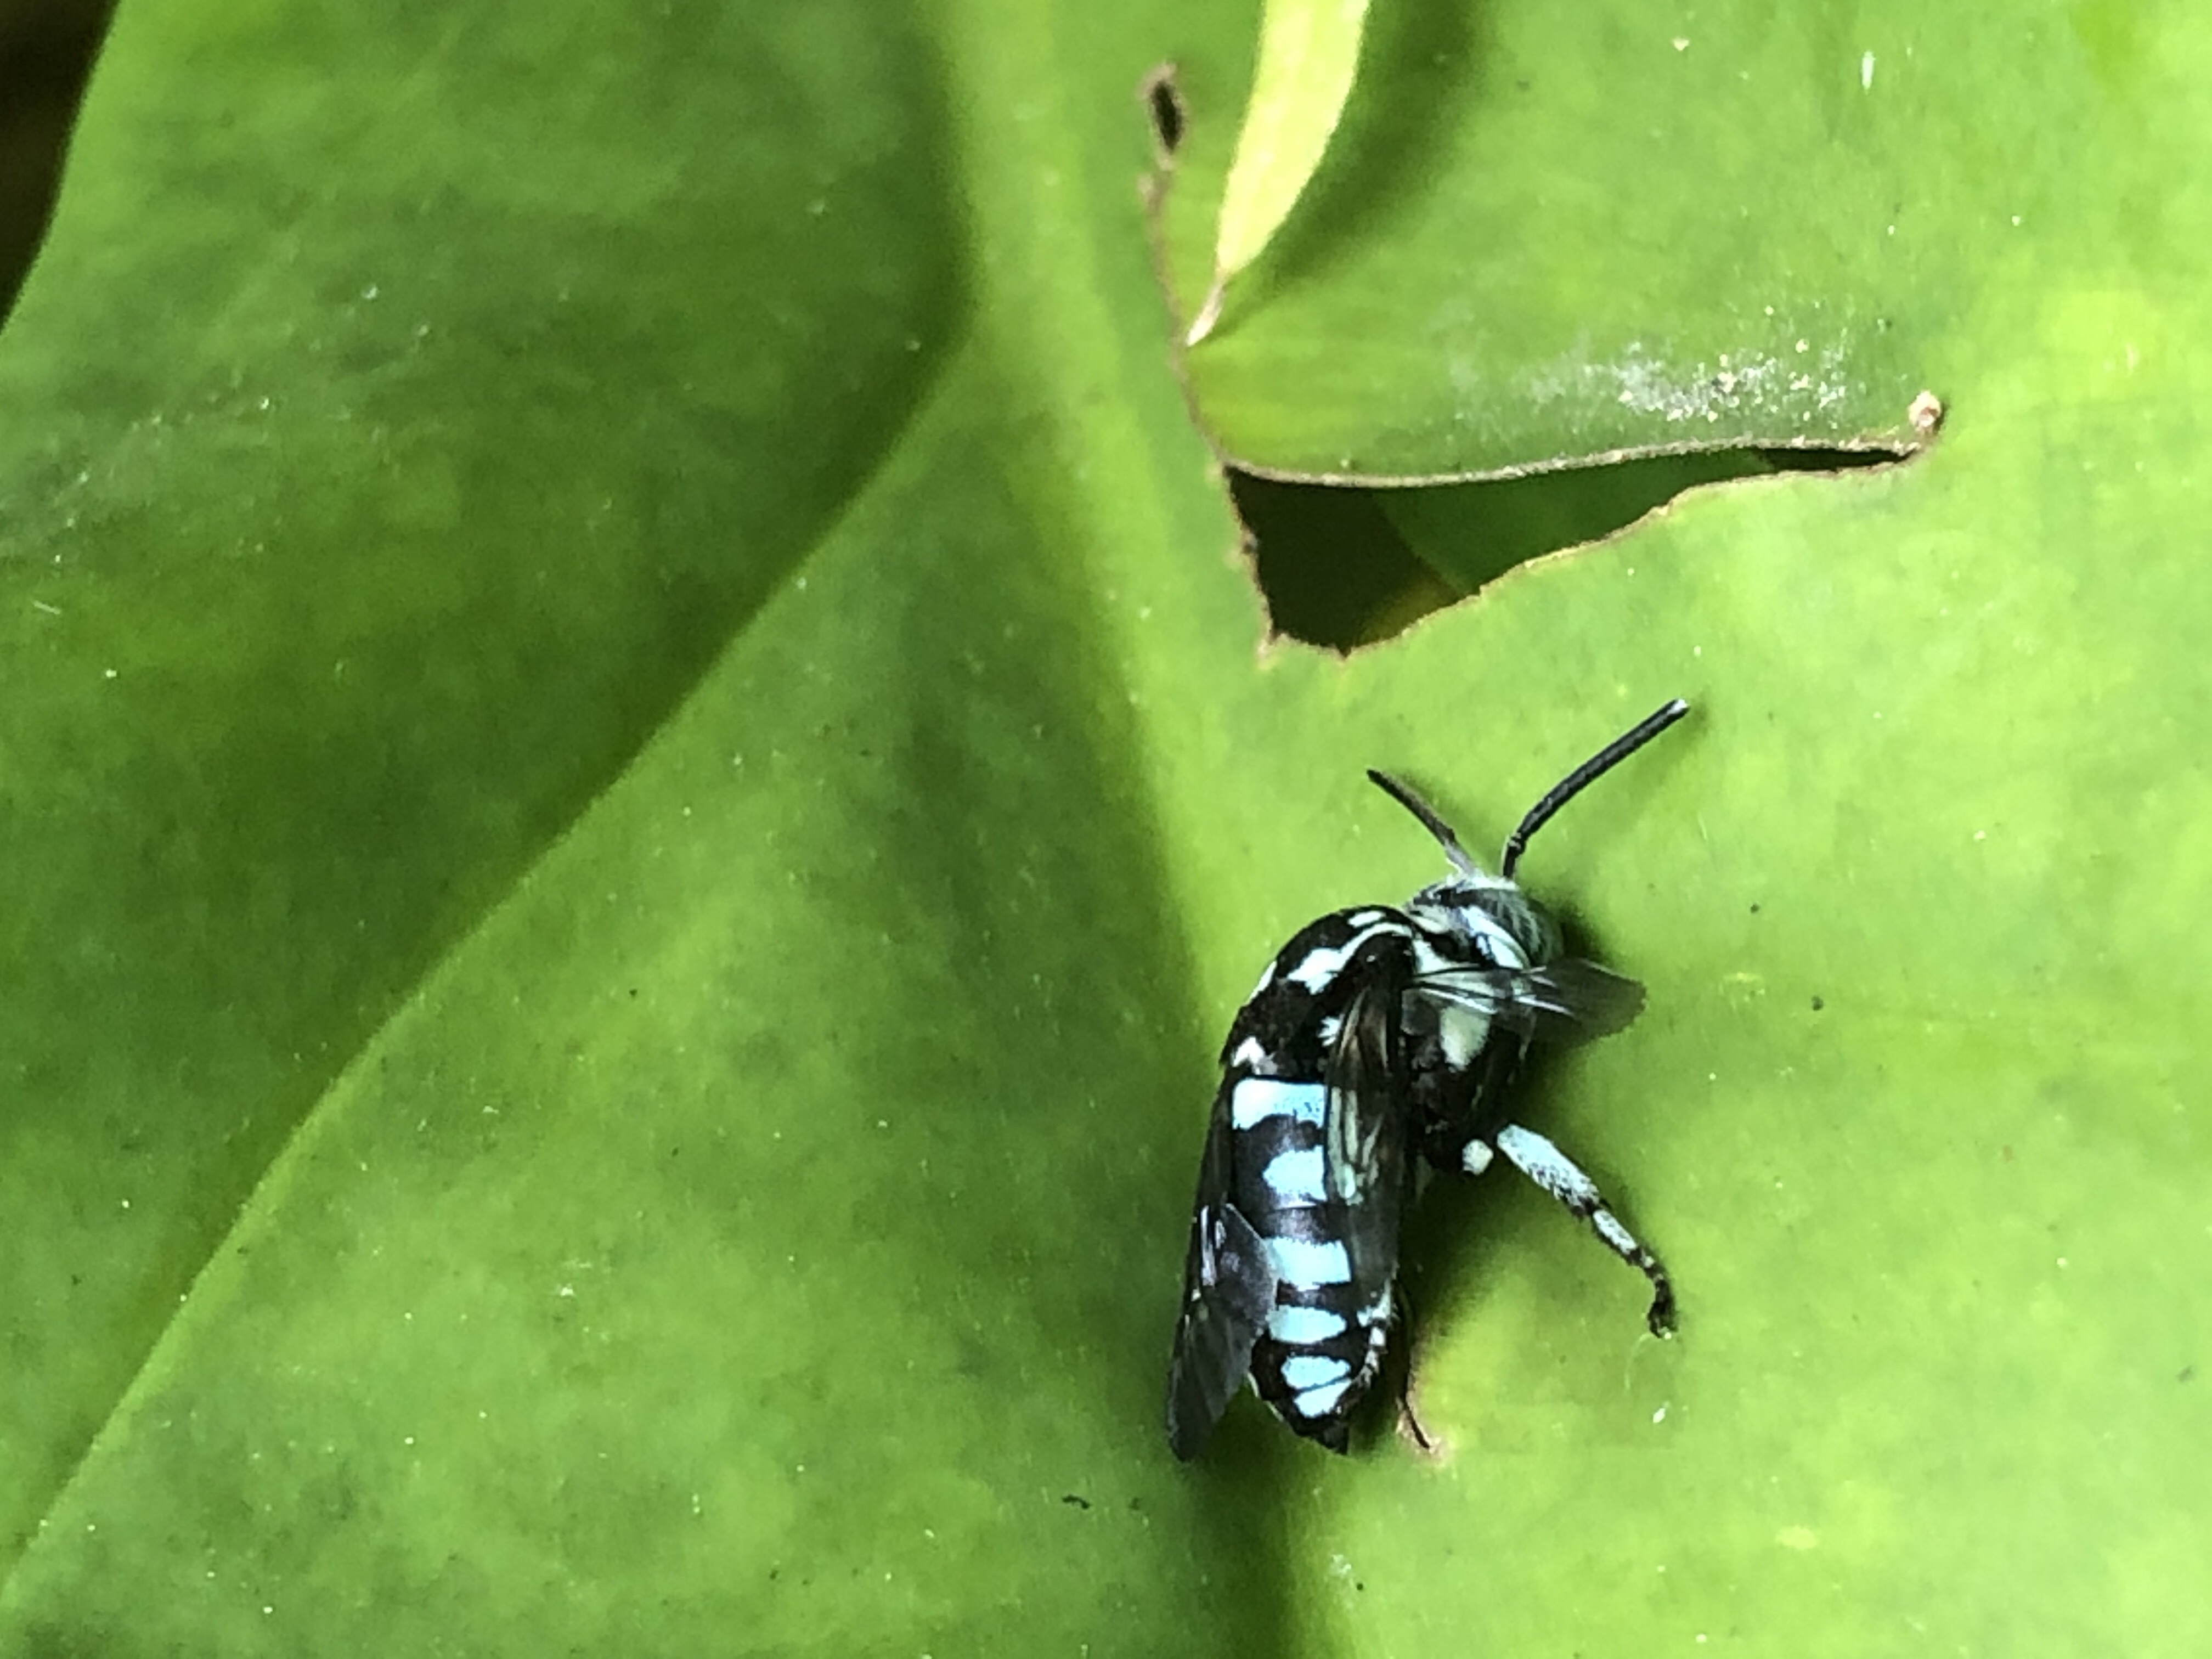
1187,0,1370,344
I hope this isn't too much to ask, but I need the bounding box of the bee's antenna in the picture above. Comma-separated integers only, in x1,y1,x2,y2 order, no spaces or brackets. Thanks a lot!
1499,699,1690,879
1367,769,1481,878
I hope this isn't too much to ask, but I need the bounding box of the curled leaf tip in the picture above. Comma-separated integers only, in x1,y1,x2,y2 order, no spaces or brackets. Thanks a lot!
1206,0,1370,326
1185,279,1226,346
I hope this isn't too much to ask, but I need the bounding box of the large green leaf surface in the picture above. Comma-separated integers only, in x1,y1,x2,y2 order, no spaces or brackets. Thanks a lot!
5,0,2212,1653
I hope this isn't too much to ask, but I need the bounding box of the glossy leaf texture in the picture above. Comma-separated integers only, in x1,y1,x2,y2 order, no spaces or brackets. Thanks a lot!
4,0,2212,1654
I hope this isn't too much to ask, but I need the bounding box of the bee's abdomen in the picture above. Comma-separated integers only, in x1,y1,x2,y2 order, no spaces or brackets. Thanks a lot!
1226,1076,1390,1441
1249,1291,1385,1447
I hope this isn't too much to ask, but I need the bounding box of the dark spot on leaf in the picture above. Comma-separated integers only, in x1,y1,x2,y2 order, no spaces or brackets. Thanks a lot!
2181,1365,2196,1383
1809,995,1823,1011
1062,1493,1091,1510
1140,65,1184,160
1750,902,1761,914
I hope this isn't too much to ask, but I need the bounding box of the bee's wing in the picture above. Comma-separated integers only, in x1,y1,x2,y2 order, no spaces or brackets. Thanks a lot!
1166,1090,1278,1461
1322,941,1416,1310
1417,957,1645,1044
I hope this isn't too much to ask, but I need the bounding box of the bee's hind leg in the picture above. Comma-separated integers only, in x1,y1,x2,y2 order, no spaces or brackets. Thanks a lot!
1493,1122,1675,1336
1385,1279,1442,1455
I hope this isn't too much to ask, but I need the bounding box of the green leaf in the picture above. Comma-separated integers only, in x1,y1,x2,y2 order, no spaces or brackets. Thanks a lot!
7,0,2212,1652
1158,0,1964,476
1186,0,1370,345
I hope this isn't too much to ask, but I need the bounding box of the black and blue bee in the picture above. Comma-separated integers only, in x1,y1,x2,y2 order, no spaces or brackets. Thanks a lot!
1165,700,1688,1459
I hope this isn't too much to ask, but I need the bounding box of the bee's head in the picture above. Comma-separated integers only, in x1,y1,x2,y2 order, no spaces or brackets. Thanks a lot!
1368,708,1688,970
1368,768,1572,968
1404,873,1560,969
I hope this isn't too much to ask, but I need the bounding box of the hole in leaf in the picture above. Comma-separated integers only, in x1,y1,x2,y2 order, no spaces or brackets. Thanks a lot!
0,0,116,330
1234,446,1906,652
1140,64,1186,162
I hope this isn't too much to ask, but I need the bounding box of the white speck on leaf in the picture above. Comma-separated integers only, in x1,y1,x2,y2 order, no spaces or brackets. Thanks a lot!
1542,338,1854,423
